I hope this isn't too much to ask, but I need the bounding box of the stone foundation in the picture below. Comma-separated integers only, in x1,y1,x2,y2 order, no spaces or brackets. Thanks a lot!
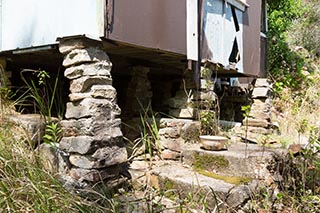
166,69,196,119
159,118,200,160
242,78,277,142
58,37,127,184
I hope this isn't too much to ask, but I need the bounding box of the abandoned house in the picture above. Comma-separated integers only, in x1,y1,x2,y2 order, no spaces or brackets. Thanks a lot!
0,0,268,188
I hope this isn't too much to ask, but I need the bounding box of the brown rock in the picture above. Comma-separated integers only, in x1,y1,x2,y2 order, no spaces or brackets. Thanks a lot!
160,138,184,152
64,61,111,79
158,127,180,138
245,118,270,128
288,144,303,154
181,121,201,143
37,143,68,174
161,149,180,160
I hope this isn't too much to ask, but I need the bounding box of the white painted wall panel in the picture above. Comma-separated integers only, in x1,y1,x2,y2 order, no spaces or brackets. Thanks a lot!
1,0,104,51
187,0,198,61
203,0,244,72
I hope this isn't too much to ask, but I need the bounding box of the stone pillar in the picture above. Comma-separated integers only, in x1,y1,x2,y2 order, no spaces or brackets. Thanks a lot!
58,37,127,184
125,66,152,117
167,69,197,118
0,58,12,88
242,78,277,142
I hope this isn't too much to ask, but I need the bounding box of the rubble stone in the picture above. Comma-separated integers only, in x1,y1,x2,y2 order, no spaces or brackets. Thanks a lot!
63,47,109,67
65,98,116,119
169,107,196,119
69,148,127,169
61,118,121,137
160,138,184,152
70,76,112,93
59,37,102,54
161,150,181,160
226,185,251,207
252,87,271,98
59,136,96,154
158,127,180,138
254,78,272,88
37,143,69,175
64,61,111,79
246,118,270,128
180,121,201,143
59,38,127,185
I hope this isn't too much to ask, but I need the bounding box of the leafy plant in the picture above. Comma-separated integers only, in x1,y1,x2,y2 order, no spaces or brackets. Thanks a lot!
21,69,64,122
43,122,62,146
267,0,309,93
199,66,219,135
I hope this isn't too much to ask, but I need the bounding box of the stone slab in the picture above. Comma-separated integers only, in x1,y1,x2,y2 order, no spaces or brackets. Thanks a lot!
69,166,120,182
149,162,234,208
252,87,271,98
59,37,102,54
65,98,119,119
61,118,121,137
59,136,96,154
158,127,180,138
245,118,270,128
254,78,272,88
160,137,184,152
169,107,196,119
69,147,127,169
69,85,117,102
63,47,109,67
64,61,112,79
160,149,181,160
70,76,112,93
182,142,282,180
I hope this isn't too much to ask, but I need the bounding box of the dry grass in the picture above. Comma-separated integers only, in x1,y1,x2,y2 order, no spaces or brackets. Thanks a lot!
0,99,108,212
272,71,320,146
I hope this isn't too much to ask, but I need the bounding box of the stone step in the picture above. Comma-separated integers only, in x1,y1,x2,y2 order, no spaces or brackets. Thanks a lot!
182,142,284,180
148,161,258,210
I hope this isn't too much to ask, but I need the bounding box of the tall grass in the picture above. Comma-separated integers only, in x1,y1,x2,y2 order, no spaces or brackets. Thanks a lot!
0,110,106,212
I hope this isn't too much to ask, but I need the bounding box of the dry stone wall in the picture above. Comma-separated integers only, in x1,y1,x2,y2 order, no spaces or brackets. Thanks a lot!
242,78,277,142
59,38,127,184
159,118,200,160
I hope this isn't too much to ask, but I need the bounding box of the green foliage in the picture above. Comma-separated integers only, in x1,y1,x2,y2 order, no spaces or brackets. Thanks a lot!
200,110,218,135
291,0,320,56
267,0,308,92
43,122,62,146
21,69,65,122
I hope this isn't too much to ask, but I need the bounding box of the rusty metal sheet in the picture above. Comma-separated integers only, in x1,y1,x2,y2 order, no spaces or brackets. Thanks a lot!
106,0,187,55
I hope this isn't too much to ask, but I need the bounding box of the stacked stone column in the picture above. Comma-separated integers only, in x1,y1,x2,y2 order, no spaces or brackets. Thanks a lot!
242,78,276,142
166,69,197,118
125,66,153,118
59,38,127,183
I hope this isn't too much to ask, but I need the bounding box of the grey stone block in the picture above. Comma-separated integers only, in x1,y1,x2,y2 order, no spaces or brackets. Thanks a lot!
70,76,112,93
64,61,112,79
63,47,109,67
